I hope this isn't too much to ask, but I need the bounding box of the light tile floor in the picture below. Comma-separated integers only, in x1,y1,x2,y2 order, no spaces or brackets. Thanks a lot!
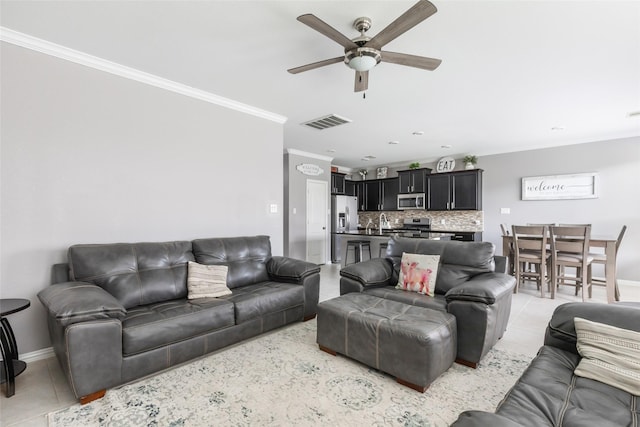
2,265,638,426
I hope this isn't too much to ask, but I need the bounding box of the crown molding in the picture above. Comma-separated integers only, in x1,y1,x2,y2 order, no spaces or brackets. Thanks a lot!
0,27,287,124
285,148,333,162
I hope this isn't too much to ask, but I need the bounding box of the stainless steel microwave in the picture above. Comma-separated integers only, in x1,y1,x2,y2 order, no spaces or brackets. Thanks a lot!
397,193,425,210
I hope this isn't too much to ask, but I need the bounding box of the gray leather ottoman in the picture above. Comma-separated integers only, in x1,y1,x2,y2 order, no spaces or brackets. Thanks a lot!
317,293,457,392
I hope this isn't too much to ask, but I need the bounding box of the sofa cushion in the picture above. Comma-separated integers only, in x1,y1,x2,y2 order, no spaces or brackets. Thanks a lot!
495,345,637,427
192,236,271,289
574,317,640,395
122,298,235,356
187,262,232,299
68,241,194,309
224,281,304,324
396,253,440,296
387,236,496,294
364,287,447,313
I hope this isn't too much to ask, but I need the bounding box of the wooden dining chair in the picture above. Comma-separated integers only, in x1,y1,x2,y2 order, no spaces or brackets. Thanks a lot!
500,224,515,275
549,225,593,301
512,225,550,297
589,225,627,301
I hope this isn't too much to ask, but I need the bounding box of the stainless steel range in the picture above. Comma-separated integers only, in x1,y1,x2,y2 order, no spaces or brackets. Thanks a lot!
397,218,431,236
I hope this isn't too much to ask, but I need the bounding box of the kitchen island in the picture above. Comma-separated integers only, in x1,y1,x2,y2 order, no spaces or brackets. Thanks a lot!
333,230,454,267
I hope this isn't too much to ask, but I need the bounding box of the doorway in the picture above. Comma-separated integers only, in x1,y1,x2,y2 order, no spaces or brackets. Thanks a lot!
306,179,328,264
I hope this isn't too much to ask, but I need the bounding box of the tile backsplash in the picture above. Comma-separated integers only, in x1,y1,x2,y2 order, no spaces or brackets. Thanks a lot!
358,210,484,232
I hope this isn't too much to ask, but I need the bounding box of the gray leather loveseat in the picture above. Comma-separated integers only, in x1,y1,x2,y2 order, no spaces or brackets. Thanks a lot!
452,302,640,427
38,235,320,403
339,236,516,367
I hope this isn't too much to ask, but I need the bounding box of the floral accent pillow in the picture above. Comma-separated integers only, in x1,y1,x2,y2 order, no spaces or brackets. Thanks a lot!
395,253,440,296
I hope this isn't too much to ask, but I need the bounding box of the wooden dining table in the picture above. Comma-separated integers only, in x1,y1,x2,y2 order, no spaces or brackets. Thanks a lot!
502,234,618,303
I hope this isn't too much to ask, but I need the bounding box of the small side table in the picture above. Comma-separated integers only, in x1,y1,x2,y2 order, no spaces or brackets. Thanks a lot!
1,298,30,397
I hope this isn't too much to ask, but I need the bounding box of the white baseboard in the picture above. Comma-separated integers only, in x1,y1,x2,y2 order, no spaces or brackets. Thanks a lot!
21,347,55,363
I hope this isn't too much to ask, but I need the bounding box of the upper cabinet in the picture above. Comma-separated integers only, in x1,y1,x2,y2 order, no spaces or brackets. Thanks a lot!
331,172,346,195
362,178,399,211
427,169,483,211
397,168,431,194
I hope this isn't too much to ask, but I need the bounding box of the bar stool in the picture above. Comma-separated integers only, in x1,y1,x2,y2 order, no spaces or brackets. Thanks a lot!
345,240,372,265
379,242,389,258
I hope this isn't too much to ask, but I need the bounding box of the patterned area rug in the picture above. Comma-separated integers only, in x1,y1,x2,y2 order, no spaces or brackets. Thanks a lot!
49,319,532,426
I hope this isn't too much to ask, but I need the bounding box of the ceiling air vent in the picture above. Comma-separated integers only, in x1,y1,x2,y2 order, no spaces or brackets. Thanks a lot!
302,114,352,130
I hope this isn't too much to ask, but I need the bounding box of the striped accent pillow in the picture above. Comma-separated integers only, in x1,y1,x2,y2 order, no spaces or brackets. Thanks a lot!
187,262,232,299
574,317,640,395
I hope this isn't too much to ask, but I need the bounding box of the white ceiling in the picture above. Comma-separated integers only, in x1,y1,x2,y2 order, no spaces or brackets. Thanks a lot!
2,1,639,169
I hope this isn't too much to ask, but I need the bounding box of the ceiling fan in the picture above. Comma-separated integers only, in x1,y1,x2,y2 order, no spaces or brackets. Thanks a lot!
287,0,442,92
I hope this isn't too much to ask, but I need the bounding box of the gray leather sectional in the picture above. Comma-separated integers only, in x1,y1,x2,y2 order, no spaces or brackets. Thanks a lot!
38,235,321,403
452,302,640,427
339,236,516,367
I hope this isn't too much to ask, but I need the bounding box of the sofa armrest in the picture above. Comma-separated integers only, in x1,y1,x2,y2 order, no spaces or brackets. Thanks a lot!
445,272,516,305
451,411,523,427
339,258,394,286
267,256,320,282
544,301,640,354
38,282,126,327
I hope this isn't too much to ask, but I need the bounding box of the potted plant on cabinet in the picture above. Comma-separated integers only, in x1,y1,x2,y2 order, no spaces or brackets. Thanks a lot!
463,155,477,170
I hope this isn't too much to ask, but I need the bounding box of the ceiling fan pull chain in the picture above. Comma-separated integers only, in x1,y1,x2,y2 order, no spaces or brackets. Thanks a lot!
363,92,366,99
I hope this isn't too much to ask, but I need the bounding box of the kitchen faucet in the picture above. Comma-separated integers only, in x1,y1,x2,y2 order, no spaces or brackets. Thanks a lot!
365,219,374,235
379,213,389,235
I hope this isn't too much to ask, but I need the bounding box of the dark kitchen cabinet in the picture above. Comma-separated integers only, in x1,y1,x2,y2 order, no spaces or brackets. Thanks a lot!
345,180,357,197
331,173,345,194
427,169,483,211
398,168,431,194
449,231,483,242
363,178,399,211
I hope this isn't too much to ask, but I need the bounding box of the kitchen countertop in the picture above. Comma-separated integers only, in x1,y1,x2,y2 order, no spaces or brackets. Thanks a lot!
332,230,455,239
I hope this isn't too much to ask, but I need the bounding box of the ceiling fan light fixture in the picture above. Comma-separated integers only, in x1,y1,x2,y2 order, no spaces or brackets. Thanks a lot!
345,47,381,72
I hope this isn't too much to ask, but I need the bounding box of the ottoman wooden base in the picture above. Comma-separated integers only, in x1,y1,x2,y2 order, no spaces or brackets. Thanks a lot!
317,293,457,392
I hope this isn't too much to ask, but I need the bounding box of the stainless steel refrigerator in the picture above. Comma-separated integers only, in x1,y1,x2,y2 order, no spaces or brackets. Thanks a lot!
331,195,359,263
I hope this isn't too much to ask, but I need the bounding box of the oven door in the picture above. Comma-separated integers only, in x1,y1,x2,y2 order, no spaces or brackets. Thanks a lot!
397,193,425,210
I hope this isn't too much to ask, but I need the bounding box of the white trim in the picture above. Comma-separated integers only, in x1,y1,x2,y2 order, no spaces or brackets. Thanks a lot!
286,148,333,162
20,346,55,363
0,27,287,124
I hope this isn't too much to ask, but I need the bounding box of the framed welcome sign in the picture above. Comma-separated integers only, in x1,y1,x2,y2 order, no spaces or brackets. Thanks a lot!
521,173,598,200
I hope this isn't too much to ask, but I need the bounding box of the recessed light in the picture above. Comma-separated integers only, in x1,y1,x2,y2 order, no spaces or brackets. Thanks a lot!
388,141,400,145
551,126,566,131
412,131,424,136
327,149,336,153
628,111,640,118
363,155,376,160
441,145,452,149
361,157,370,161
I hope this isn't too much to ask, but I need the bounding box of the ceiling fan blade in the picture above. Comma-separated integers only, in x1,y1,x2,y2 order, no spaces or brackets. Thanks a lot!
297,14,358,50
354,71,369,92
367,0,437,50
287,56,344,74
381,51,442,71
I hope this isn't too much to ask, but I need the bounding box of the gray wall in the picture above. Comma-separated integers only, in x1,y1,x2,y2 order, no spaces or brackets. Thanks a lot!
283,150,332,262
1,43,284,355
479,137,639,281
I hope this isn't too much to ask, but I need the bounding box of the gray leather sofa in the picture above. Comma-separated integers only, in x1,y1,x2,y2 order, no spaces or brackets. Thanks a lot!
38,235,320,403
339,236,516,367
451,302,640,427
